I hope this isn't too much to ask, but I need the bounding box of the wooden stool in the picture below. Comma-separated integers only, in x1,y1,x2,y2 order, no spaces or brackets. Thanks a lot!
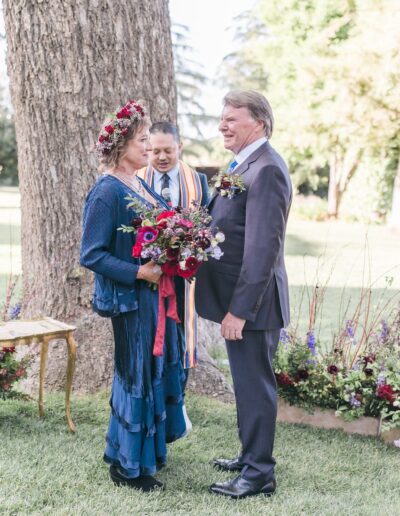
0,317,77,432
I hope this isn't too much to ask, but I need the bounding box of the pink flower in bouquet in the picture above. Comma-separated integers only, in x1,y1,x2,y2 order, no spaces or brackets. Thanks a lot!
137,226,159,244
132,242,143,258
161,261,179,277
177,219,193,229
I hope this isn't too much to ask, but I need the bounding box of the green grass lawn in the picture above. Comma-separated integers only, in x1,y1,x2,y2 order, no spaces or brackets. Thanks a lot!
0,393,399,516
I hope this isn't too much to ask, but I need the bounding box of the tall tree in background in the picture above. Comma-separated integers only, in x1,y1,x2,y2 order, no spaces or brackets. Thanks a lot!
3,0,176,391
221,0,400,219
3,0,230,398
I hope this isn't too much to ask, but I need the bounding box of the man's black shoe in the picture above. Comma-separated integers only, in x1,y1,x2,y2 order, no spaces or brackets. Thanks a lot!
212,457,243,472
109,466,164,491
209,474,276,499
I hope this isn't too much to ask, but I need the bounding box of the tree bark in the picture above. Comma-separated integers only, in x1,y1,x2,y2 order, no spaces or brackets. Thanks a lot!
327,150,361,219
388,160,400,231
4,0,230,398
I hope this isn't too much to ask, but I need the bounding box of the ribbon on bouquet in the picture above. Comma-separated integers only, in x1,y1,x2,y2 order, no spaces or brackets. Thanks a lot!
153,275,181,357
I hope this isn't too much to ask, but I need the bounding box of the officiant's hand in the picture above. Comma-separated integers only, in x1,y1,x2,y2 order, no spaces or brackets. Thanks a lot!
137,261,162,284
221,312,246,340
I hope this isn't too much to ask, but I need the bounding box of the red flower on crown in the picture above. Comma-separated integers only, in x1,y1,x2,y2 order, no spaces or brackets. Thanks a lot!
95,99,146,157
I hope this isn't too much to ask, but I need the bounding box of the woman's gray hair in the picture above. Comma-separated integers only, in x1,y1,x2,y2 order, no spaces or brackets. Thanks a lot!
223,90,274,139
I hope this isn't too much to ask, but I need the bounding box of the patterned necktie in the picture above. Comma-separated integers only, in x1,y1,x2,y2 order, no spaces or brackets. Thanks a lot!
160,173,172,205
227,160,238,174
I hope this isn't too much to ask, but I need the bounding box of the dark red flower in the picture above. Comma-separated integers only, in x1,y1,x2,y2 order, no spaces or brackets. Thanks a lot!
364,367,374,377
130,217,143,229
156,210,176,222
116,107,131,119
275,372,294,387
362,354,376,365
221,179,231,188
121,128,129,136
132,243,143,258
355,393,362,402
185,257,199,272
104,125,115,134
295,369,309,381
3,347,16,353
166,247,180,260
376,384,396,404
161,261,179,277
194,236,211,250
98,135,107,143
327,364,339,375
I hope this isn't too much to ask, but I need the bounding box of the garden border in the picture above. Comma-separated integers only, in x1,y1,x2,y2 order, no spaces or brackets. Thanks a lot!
277,398,400,446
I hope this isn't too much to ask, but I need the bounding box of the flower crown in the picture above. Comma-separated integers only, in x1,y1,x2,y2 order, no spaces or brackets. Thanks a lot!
95,99,146,157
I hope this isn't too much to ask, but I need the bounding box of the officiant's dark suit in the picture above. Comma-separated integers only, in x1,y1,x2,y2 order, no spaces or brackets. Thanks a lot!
196,90,292,498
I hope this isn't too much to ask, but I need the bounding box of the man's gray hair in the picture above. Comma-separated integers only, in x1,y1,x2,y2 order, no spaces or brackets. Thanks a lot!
223,90,274,139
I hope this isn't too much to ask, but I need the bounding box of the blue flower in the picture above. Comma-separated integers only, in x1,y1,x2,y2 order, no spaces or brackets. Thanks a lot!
307,330,317,356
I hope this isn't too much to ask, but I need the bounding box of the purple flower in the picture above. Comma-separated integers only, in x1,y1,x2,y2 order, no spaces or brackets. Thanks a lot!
280,329,290,347
376,373,386,387
379,320,390,344
345,320,355,338
350,393,361,408
307,331,317,356
306,358,316,366
8,303,21,320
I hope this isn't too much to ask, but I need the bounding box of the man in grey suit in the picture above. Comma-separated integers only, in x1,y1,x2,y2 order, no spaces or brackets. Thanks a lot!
195,90,292,499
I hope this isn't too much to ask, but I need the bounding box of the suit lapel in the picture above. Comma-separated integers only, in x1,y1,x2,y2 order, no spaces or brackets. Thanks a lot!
208,142,270,208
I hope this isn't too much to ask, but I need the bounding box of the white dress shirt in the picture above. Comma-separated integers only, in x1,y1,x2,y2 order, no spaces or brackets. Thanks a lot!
233,137,268,170
153,164,180,207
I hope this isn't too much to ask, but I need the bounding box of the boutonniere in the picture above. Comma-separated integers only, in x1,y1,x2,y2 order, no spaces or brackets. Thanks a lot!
211,171,246,199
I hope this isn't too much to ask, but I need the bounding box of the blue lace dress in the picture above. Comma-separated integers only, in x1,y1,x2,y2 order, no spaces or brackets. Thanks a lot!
80,175,187,478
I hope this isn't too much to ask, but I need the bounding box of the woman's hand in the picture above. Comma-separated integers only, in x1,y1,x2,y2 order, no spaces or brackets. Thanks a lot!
137,261,162,284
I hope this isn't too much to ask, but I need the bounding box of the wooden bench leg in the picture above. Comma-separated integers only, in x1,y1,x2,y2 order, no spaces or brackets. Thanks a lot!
38,338,49,418
65,332,77,433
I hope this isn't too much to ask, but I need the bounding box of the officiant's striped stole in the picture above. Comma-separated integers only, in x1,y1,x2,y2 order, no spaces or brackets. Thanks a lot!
137,161,203,368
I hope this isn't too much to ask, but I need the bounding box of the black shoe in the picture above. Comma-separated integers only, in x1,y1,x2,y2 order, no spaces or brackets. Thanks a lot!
212,457,243,472
209,474,276,499
109,466,164,492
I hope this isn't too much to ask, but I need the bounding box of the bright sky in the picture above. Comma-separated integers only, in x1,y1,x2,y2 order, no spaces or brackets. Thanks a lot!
0,0,255,130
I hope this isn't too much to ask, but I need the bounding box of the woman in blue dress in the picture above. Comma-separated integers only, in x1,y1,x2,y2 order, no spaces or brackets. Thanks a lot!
80,100,187,491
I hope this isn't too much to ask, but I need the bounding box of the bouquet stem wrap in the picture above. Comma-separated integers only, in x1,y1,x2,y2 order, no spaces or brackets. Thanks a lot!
153,275,181,356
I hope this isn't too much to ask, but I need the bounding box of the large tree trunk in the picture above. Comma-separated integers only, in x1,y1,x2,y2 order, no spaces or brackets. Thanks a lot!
4,0,230,399
388,160,400,231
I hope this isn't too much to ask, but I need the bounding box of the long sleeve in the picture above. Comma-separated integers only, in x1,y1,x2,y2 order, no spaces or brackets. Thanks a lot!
80,196,139,286
228,165,290,321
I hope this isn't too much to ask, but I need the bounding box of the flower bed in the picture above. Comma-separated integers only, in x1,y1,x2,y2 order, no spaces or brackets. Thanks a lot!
273,286,400,444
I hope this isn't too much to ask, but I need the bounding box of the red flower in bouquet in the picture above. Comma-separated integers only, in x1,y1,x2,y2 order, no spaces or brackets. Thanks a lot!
177,257,200,279
327,364,339,375
104,125,114,134
137,226,159,244
166,247,180,260
132,242,143,258
185,256,199,272
161,260,179,277
156,210,176,222
376,384,396,404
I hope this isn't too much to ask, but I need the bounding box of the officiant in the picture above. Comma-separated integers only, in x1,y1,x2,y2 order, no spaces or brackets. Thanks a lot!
137,122,209,374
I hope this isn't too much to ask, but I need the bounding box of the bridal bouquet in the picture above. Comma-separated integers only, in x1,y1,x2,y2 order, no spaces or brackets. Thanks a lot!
119,200,224,358
119,200,225,279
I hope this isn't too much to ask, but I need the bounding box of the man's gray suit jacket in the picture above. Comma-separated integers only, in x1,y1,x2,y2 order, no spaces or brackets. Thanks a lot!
195,141,292,330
